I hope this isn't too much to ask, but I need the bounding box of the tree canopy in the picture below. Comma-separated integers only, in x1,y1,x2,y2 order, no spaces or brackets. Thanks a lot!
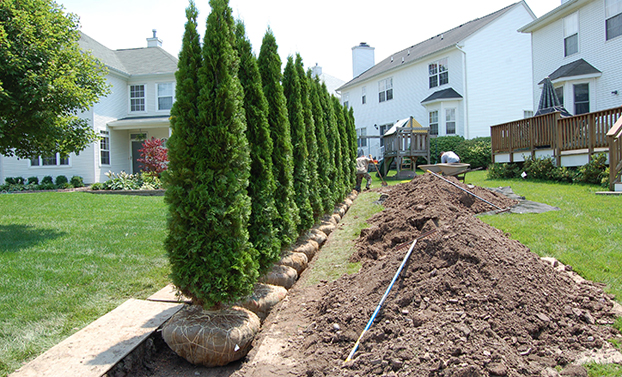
0,0,109,158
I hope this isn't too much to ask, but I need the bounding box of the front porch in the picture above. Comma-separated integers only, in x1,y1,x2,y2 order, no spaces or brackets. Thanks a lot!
491,106,622,191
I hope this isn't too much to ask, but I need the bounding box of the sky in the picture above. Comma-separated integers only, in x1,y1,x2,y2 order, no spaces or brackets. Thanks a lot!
58,0,563,82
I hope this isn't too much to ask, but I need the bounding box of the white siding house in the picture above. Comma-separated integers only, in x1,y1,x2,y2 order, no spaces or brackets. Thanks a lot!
0,31,177,184
337,1,536,160
519,0,622,115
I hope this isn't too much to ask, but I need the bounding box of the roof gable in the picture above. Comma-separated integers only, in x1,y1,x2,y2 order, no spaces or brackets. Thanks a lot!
538,58,601,84
338,2,521,90
421,88,463,104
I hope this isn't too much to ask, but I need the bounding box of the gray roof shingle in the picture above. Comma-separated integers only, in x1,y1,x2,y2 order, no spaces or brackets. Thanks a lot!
338,2,520,91
78,32,178,76
421,87,463,103
539,58,601,84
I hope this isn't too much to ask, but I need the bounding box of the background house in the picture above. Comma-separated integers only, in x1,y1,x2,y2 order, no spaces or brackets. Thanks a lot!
519,0,622,115
0,31,177,184
337,1,536,160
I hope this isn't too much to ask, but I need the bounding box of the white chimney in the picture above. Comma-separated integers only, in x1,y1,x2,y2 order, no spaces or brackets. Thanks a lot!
311,63,323,78
147,29,162,48
352,42,375,78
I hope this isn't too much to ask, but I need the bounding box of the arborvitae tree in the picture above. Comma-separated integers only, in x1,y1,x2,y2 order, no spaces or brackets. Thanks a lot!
234,20,280,274
333,96,349,199
321,84,343,205
346,107,358,187
164,0,258,308
296,57,322,220
309,74,333,214
257,29,299,246
283,56,313,232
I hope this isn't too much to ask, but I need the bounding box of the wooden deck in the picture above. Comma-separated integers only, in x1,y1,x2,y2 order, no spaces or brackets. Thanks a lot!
491,106,622,190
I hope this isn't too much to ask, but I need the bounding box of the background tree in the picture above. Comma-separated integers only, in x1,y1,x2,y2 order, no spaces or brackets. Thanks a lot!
296,57,322,220
234,20,280,273
0,0,109,158
164,0,257,308
309,74,333,214
346,107,358,188
322,86,343,204
283,56,313,232
334,97,350,198
257,29,299,246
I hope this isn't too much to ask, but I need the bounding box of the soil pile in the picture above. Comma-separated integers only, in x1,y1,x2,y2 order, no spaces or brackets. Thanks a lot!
284,174,621,376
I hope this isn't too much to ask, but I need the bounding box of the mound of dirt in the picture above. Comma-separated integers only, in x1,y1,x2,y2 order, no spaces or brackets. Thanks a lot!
281,175,621,376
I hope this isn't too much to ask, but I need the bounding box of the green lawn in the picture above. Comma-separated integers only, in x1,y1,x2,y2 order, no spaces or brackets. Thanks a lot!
0,192,170,377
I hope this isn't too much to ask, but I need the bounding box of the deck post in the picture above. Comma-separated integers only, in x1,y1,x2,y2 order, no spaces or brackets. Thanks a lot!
554,112,561,166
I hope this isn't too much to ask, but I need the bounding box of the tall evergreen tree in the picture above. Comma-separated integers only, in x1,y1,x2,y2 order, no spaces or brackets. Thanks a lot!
322,87,343,204
309,74,333,214
283,56,313,232
257,29,299,246
296,57,322,220
346,106,358,188
164,0,257,308
333,96,349,199
234,21,280,273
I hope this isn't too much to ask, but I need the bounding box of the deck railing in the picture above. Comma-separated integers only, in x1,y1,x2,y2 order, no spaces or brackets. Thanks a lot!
383,127,430,159
491,106,622,167
607,115,622,191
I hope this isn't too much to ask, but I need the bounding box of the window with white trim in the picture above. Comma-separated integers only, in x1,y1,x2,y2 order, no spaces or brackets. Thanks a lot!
130,84,146,112
606,0,622,40
445,108,456,135
429,111,439,136
573,83,589,115
524,110,534,118
563,12,579,57
379,124,389,147
157,83,174,111
361,86,367,105
555,86,564,106
100,130,110,165
429,58,448,88
30,154,69,167
357,127,367,147
378,78,393,103
343,92,350,108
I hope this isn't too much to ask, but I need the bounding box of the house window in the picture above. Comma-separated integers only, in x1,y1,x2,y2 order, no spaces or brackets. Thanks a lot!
445,108,456,135
343,92,350,108
157,83,174,111
362,86,367,105
100,130,110,165
429,58,448,88
524,110,534,118
357,128,367,147
574,83,589,114
31,154,69,167
606,0,622,40
379,124,387,147
429,111,439,136
555,86,564,106
563,12,578,57
130,84,146,112
378,78,393,102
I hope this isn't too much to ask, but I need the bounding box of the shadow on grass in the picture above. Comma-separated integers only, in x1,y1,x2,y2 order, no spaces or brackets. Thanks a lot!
0,224,66,253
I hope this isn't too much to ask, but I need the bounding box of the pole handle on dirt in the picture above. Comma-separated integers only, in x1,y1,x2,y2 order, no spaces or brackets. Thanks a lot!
344,229,436,363
425,169,502,210
372,160,388,187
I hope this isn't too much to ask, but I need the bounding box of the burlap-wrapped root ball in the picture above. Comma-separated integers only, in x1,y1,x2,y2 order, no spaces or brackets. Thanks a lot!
334,205,346,218
238,283,287,321
162,305,260,367
258,264,298,289
306,228,327,246
294,239,319,260
322,214,338,225
318,221,336,235
344,198,353,207
279,251,308,275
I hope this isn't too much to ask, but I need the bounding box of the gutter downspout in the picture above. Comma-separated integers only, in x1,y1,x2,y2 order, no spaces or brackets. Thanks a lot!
456,44,469,139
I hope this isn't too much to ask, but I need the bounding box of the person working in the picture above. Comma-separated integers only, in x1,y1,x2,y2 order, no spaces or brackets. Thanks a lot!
355,152,378,192
440,151,460,164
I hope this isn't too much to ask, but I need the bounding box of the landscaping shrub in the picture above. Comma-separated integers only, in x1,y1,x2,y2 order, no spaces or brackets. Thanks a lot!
577,152,608,186
54,175,68,186
5,177,25,185
41,176,53,185
487,162,523,179
137,137,168,175
139,172,162,190
70,176,84,188
38,183,56,190
429,136,465,164
455,137,491,169
27,176,39,185
104,171,140,190
90,182,105,190
523,155,557,180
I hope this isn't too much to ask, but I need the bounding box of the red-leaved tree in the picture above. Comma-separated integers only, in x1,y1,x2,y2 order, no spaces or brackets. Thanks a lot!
138,137,168,175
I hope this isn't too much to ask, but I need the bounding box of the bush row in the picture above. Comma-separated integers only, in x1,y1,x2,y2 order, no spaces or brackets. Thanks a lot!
1,175,84,192
91,171,163,191
426,136,492,169
488,153,610,187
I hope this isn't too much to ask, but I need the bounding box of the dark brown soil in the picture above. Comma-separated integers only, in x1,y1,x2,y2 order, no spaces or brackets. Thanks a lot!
135,174,621,377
